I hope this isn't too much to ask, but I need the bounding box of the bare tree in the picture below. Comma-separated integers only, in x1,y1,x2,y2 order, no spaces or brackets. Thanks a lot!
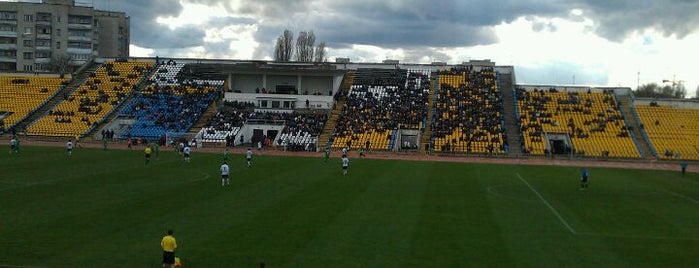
50,53,72,74
295,31,316,62
695,85,699,99
274,29,294,62
314,41,327,62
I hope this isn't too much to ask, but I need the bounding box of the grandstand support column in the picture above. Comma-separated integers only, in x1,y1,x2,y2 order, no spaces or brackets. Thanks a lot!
262,74,267,89
297,75,302,94
499,73,522,156
227,74,232,91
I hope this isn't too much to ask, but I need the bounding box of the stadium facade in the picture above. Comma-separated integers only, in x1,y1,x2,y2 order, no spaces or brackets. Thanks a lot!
0,0,129,72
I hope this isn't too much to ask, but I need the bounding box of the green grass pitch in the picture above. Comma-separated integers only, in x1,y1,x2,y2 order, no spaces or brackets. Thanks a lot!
1,146,698,267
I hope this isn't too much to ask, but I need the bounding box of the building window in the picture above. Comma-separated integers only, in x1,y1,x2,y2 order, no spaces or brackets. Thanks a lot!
56,41,60,49
23,52,33,59
56,28,61,36
35,63,49,71
23,39,32,47
36,40,49,47
57,16,61,22
0,12,17,20
36,52,51,58
24,14,33,22
23,65,33,71
24,27,32,34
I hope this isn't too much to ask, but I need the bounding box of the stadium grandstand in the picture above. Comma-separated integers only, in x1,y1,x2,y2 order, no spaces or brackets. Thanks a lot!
634,100,699,160
430,67,506,155
1,56,696,164
330,68,430,151
515,86,641,158
116,59,224,141
25,59,154,137
0,74,69,134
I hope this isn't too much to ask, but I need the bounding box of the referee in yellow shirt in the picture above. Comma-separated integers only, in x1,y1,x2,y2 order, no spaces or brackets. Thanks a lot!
161,229,177,268
145,146,152,164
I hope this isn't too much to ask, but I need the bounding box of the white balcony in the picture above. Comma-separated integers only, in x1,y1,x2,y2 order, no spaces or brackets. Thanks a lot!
0,43,16,50
35,57,50,63
0,31,17,38
68,35,91,42
36,33,51,40
67,23,92,30
0,20,17,25
0,56,16,63
66,47,93,54
35,45,51,51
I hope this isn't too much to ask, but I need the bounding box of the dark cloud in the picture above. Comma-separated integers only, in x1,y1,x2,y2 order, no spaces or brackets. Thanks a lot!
87,0,699,56
578,0,699,41
92,0,205,49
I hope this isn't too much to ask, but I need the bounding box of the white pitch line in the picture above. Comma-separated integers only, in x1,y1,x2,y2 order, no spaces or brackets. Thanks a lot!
0,264,47,268
516,173,577,234
660,189,699,204
577,232,699,241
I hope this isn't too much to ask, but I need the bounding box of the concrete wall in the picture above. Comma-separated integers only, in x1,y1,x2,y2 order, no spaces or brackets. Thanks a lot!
231,74,262,93
224,92,334,110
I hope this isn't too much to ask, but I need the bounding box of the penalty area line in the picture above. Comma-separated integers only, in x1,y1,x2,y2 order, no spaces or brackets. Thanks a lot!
516,173,577,235
660,189,699,204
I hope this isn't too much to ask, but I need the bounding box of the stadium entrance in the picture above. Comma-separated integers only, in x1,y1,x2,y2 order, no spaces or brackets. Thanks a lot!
544,132,573,156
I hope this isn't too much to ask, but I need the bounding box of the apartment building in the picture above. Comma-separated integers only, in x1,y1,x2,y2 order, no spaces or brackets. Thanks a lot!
0,0,129,72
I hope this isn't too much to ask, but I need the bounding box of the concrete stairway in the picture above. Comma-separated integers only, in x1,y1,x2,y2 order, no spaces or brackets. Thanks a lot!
318,71,355,149
188,100,218,135
617,94,654,158
17,62,100,133
420,74,436,154
84,64,157,140
499,73,522,156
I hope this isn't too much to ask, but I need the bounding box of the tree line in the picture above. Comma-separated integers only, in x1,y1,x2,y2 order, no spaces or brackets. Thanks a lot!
274,29,326,62
633,82,697,99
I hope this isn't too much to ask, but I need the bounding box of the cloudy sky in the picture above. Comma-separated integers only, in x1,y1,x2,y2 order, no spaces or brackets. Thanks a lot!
10,0,699,96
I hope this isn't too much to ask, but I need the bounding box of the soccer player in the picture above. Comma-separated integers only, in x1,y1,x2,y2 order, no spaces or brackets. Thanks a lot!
680,161,688,177
9,136,17,154
144,145,152,164
341,154,349,176
359,148,365,158
580,167,589,190
14,137,19,154
220,161,230,186
246,148,253,167
324,147,330,162
223,147,230,162
183,144,191,163
66,139,73,156
342,147,347,155
160,230,177,268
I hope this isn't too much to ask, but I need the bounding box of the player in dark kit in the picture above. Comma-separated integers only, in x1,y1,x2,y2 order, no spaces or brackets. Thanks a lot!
580,167,589,190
